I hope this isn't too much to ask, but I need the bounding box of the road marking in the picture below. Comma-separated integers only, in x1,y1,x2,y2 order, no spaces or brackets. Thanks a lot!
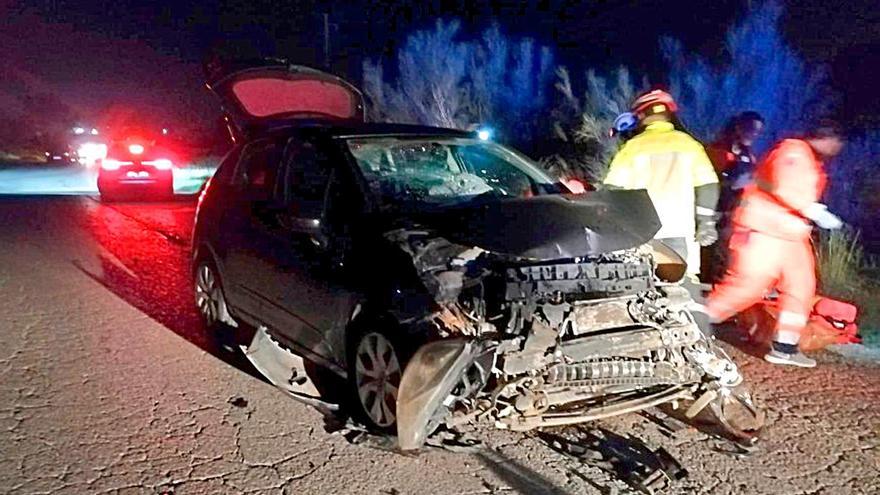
85,195,191,247
94,243,139,280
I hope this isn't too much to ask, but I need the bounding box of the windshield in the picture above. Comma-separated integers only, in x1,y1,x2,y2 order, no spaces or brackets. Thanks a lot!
345,137,561,209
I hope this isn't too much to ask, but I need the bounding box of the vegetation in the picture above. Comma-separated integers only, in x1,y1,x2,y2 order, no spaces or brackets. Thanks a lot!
362,20,553,148
817,229,880,345
540,67,641,183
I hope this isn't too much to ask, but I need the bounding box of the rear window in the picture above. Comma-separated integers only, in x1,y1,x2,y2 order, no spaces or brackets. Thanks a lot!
106,142,171,161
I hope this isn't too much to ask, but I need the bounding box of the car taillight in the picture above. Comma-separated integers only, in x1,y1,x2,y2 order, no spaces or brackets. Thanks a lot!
143,159,173,170
101,159,131,170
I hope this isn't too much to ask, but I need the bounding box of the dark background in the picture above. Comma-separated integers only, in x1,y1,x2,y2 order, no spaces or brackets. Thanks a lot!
3,0,880,134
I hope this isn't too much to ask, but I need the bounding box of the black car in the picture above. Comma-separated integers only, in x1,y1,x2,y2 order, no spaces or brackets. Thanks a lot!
97,141,175,200
192,65,761,449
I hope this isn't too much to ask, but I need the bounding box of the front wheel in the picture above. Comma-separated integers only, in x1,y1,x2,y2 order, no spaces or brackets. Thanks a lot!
349,328,406,430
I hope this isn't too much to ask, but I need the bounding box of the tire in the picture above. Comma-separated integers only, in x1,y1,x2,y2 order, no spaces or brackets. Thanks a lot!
193,258,236,352
347,318,413,431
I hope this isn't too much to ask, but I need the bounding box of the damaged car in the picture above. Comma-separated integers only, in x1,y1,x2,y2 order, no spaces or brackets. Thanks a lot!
192,63,763,451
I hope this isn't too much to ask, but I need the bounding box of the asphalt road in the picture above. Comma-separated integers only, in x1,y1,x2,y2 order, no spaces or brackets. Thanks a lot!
0,195,878,495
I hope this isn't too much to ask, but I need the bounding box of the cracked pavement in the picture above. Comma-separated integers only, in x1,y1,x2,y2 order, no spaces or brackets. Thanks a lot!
0,196,878,494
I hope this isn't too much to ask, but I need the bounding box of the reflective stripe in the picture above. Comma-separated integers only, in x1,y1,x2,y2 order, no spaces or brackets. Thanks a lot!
696,206,716,216
778,311,808,328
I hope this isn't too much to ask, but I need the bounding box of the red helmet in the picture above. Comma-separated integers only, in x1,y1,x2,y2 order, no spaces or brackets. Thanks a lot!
631,89,678,117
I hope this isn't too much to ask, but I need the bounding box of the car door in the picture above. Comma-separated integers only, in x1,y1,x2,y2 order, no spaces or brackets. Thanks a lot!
218,138,284,322
266,135,362,367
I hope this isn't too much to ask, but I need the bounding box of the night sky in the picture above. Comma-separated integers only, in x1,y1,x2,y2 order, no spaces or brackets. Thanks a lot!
3,0,879,136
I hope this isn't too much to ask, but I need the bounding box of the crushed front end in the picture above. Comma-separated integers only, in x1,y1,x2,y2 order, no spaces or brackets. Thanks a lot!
392,230,761,450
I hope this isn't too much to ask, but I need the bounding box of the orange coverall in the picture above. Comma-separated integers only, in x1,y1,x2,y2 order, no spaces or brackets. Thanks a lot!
707,139,827,346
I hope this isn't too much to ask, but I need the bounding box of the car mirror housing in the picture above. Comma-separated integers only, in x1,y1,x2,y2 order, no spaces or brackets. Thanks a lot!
287,216,324,240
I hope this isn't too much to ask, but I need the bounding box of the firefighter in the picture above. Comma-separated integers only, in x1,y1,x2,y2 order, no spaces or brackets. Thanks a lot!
604,90,720,336
706,122,844,368
604,90,720,277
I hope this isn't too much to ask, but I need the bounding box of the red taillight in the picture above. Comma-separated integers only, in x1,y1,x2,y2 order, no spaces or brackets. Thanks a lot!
143,159,173,170
563,178,587,194
128,144,145,155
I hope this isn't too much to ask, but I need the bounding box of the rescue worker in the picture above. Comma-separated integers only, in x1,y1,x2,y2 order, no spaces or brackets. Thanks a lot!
704,111,765,281
604,90,720,335
706,122,845,368
604,90,720,277
708,111,765,212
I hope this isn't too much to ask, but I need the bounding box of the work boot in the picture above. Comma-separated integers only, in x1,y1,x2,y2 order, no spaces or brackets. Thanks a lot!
764,346,816,368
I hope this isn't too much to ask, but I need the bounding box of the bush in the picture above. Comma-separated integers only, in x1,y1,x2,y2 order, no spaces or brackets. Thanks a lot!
661,0,831,151
816,228,879,345
817,228,865,295
362,20,472,129
362,20,553,147
541,67,642,183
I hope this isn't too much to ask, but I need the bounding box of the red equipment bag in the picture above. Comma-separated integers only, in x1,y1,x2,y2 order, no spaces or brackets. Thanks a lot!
739,296,861,352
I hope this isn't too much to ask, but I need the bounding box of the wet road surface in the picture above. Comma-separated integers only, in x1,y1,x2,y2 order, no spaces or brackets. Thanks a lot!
0,195,878,494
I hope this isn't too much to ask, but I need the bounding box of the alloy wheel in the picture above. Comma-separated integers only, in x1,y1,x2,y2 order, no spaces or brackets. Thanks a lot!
354,332,402,428
195,263,221,327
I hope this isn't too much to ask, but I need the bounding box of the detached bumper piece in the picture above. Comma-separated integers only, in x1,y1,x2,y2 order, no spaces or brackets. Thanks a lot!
540,429,687,495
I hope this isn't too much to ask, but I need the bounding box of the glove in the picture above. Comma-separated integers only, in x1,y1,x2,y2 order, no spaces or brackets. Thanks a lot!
803,203,843,230
695,217,719,246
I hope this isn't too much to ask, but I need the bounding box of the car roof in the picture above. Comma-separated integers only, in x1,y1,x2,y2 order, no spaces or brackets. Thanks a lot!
255,120,472,141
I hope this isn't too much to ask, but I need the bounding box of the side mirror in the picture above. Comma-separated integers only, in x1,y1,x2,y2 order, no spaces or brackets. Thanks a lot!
285,216,328,249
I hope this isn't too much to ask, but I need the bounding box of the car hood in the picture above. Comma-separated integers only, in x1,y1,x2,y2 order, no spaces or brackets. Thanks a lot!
408,190,660,261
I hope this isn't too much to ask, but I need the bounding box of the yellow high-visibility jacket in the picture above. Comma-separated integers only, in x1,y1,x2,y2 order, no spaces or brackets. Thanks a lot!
604,121,718,272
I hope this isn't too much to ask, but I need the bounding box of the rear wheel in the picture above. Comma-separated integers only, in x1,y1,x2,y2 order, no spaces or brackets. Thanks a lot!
348,325,408,430
194,259,236,351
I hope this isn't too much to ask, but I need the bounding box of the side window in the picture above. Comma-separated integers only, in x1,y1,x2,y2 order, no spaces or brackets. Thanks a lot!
282,138,333,217
233,140,281,200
